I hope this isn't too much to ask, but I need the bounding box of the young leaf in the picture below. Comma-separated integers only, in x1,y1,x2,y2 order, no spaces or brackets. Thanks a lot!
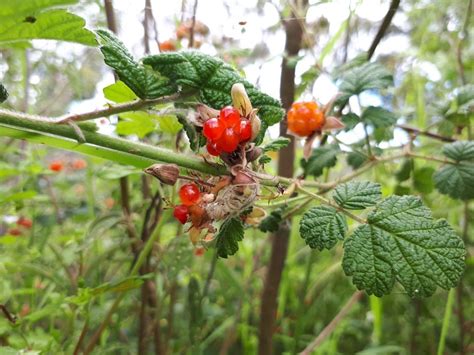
116,112,157,138
343,195,465,297
143,52,284,130
333,181,382,210
103,80,138,103
96,30,172,99
0,83,7,103
258,155,272,165
215,217,244,258
262,137,290,152
259,208,284,233
0,1,97,46
433,141,474,200
361,106,397,128
302,144,340,177
299,206,347,250
335,62,393,106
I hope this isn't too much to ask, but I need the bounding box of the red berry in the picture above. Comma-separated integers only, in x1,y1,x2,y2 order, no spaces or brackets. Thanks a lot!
49,160,63,172
206,141,221,156
173,205,189,224
17,217,33,229
8,228,22,236
203,117,225,141
72,159,87,170
194,247,205,256
179,183,201,206
216,127,239,153
219,106,240,128
239,120,251,142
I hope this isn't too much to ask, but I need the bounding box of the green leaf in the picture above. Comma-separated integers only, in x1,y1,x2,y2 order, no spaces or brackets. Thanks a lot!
433,141,474,200
157,115,183,134
103,80,138,103
347,151,367,169
299,206,347,250
433,162,474,200
262,137,290,152
259,208,283,233
361,106,397,128
215,217,244,258
295,66,320,97
341,112,360,131
413,167,435,194
302,144,340,177
0,83,8,103
96,29,172,99
143,52,284,130
176,113,203,152
335,62,393,106
333,181,382,210
258,155,272,165
343,195,465,297
116,112,157,138
442,141,474,161
395,159,413,182
0,0,97,46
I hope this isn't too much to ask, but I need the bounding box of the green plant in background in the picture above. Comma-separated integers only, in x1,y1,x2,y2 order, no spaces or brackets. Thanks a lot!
0,0,472,354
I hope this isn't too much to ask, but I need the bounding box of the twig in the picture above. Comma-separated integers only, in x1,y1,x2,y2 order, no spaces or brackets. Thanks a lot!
73,317,89,355
0,304,17,324
367,0,401,59
188,0,198,48
300,291,363,354
396,124,456,142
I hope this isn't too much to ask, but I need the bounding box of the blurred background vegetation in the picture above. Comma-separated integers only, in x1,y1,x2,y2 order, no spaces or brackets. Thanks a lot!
0,0,472,354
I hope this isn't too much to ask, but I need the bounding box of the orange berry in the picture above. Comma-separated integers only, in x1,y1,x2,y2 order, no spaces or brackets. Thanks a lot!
159,40,176,52
72,158,87,170
49,160,64,172
287,101,325,137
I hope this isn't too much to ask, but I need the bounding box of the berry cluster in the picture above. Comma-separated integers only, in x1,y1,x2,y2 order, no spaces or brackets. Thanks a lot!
287,101,325,137
173,183,201,224
203,106,251,156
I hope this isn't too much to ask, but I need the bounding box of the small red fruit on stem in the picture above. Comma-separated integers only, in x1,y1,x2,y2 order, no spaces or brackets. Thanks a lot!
17,217,33,228
49,160,64,172
173,205,189,224
179,183,201,206
203,117,225,141
8,228,22,236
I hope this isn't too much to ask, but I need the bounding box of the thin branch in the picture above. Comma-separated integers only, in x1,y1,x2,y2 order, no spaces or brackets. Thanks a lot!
188,0,198,48
0,304,17,324
300,291,363,354
396,124,456,143
367,0,401,59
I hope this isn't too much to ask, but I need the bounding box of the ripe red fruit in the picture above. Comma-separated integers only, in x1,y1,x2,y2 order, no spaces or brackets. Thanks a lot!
219,106,240,128
194,247,205,256
206,141,221,156
287,101,325,137
179,183,201,206
159,40,176,52
216,127,239,153
203,117,225,141
49,160,64,172
8,228,22,236
239,120,251,142
173,204,189,224
17,217,33,229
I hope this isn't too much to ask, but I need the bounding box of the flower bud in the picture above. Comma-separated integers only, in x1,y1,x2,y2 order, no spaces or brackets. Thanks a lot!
249,109,261,141
231,83,253,117
144,163,179,185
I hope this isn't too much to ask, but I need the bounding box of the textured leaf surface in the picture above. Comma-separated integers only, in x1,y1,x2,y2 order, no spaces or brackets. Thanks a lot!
434,141,474,200
302,144,339,177
0,83,7,103
143,52,284,130
97,30,171,99
0,0,96,46
336,62,393,105
215,217,244,258
333,181,381,210
343,195,465,297
259,208,283,233
262,137,290,152
300,206,347,250
361,106,397,128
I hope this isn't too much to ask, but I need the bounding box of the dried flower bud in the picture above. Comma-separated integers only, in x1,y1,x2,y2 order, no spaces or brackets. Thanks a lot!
144,164,179,185
246,147,263,162
196,103,219,122
249,109,261,141
231,83,253,117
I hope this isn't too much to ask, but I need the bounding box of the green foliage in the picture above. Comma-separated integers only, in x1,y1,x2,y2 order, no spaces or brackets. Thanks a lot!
360,106,397,129
262,137,290,152
413,167,435,194
434,141,474,200
300,206,347,250
103,80,138,103
395,159,414,182
440,84,474,125
215,217,244,258
343,195,465,297
0,83,7,103
142,52,284,130
96,30,172,100
335,62,393,106
0,0,97,46
188,276,202,341
302,144,339,177
333,181,382,210
259,208,284,233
